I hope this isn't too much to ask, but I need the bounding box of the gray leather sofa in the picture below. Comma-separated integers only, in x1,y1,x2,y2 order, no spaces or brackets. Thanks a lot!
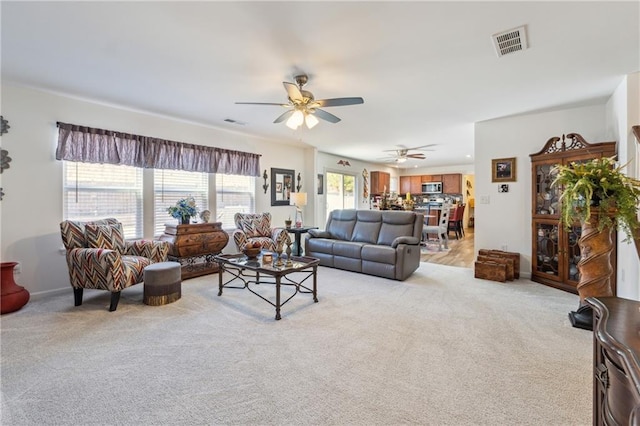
305,209,424,280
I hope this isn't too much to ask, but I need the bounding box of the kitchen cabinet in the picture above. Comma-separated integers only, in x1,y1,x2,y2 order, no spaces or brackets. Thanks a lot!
421,174,442,182
529,133,616,294
400,176,422,194
410,176,422,194
442,174,462,194
370,171,390,195
399,176,411,194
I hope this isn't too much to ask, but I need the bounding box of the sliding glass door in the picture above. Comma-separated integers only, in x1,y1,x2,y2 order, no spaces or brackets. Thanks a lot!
326,171,356,218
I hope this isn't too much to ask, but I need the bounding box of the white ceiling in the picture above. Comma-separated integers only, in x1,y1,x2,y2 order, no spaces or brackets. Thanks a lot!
2,1,639,168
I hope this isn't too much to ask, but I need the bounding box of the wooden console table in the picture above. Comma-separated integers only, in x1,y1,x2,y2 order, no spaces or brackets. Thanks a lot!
586,296,640,425
158,222,229,279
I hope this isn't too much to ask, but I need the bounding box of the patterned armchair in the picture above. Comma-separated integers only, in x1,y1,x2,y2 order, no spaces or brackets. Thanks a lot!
60,218,169,311
232,212,291,252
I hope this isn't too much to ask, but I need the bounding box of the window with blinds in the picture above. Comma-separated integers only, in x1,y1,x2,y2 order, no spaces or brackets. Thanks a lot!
216,174,255,229
63,162,143,239
153,169,209,236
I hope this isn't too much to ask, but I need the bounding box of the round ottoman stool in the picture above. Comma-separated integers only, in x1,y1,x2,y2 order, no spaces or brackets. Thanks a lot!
143,261,182,306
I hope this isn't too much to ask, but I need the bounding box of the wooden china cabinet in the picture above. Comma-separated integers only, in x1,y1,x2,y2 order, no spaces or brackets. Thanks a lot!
529,133,617,294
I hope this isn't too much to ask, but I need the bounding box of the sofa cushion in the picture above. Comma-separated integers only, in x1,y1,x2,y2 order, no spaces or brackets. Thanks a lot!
326,209,357,241
377,211,418,246
361,244,396,264
306,238,335,255
85,223,126,253
351,211,383,244
333,241,365,258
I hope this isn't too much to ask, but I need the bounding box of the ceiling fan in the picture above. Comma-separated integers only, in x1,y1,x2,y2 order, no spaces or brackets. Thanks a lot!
235,74,364,130
381,144,438,163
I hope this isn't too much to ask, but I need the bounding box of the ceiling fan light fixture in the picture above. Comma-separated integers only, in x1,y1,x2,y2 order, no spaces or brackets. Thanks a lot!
305,113,319,129
286,110,304,129
396,157,407,163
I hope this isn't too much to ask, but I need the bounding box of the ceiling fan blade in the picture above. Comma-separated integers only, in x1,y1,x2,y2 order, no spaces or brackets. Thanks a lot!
273,110,295,124
315,97,364,107
236,102,289,106
313,109,341,123
405,144,438,151
407,154,426,159
283,82,303,102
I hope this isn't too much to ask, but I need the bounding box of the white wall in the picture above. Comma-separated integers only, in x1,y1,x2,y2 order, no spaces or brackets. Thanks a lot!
606,72,640,301
315,152,398,226
474,104,608,278
0,84,310,295
409,164,475,176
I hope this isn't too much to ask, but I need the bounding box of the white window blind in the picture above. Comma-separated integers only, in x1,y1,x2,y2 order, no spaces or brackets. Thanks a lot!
154,169,209,236
216,174,255,229
63,162,143,239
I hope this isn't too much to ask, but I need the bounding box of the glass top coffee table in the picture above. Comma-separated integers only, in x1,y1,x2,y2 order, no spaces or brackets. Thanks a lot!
213,253,320,320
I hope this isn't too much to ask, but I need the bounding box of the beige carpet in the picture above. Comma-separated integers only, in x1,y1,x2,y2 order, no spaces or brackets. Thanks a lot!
1,263,592,425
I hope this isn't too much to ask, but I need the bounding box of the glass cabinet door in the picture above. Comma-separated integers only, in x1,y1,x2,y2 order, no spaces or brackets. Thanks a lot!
534,162,560,216
534,221,560,280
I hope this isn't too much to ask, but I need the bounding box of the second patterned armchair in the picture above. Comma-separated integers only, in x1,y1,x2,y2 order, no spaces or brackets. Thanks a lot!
232,212,291,252
60,218,169,311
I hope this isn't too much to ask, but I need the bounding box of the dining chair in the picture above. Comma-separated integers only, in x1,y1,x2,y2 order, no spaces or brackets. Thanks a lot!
448,203,466,239
422,203,451,251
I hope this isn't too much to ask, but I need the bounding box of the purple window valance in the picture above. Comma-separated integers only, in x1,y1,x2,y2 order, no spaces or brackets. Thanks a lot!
55,122,260,176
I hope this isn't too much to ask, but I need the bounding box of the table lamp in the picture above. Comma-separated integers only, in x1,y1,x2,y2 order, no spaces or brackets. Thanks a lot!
290,192,307,228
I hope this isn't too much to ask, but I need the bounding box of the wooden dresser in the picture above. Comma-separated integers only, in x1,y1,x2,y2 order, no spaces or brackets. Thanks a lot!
586,297,640,425
158,222,229,279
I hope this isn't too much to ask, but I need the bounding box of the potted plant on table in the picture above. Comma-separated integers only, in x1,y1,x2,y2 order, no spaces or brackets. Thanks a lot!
552,156,640,329
167,196,199,225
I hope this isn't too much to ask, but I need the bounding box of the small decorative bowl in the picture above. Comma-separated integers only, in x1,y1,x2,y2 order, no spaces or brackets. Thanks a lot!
242,247,261,259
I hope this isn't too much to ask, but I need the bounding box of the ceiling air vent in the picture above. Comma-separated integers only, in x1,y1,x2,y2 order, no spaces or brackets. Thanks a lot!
492,25,528,57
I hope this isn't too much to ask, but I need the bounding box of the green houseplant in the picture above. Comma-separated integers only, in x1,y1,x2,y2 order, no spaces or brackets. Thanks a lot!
552,156,640,242
551,156,640,330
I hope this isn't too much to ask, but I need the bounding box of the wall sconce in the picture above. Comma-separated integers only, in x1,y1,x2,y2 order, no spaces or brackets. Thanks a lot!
337,160,351,167
296,172,302,192
262,169,269,194
0,116,9,135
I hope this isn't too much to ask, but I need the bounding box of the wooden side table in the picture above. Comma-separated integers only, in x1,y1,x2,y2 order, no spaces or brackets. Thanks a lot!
286,226,318,256
158,222,229,279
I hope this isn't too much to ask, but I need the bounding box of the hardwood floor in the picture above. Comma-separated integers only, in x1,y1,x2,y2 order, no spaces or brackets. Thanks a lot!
421,227,475,268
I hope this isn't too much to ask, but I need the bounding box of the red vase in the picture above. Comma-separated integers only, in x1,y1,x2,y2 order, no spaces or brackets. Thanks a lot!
1,262,30,314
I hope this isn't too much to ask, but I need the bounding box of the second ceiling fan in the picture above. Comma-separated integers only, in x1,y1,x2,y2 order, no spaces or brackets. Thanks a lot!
382,144,438,163
236,74,364,130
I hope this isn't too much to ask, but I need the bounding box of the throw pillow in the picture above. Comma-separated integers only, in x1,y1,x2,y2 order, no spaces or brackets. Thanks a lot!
85,223,126,253
239,214,272,238
240,219,262,238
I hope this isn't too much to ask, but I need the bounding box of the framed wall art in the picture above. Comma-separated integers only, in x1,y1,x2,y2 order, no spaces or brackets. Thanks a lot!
317,174,324,195
271,168,294,206
491,157,516,182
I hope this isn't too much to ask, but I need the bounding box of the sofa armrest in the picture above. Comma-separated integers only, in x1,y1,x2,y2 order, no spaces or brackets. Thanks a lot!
391,236,421,248
308,229,331,239
125,240,169,262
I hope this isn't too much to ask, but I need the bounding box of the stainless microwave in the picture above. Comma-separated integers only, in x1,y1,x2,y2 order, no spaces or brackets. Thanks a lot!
422,182,442,194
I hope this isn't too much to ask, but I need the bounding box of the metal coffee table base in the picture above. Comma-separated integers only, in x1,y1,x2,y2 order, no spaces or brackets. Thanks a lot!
215,255,319,320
